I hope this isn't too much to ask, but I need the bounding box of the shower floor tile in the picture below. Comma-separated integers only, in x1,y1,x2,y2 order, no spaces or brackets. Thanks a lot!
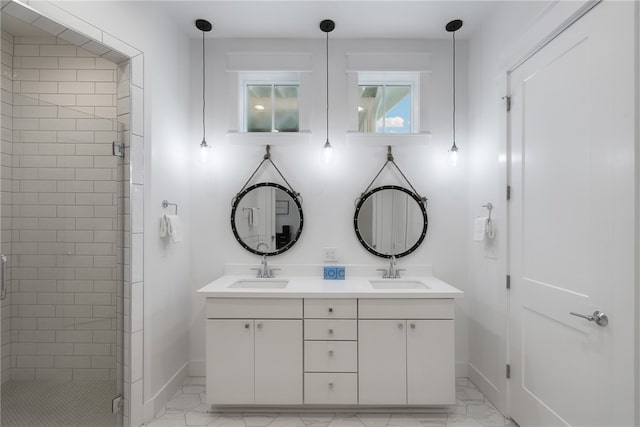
1,380,118,427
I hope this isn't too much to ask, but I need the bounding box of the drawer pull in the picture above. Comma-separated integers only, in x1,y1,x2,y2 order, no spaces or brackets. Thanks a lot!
328,329,334,334
328,350,334,357
328,382,334,389
398,323,404,329
257,323,262,329
244,323,250,329
328,307,333,313
410,323,416,329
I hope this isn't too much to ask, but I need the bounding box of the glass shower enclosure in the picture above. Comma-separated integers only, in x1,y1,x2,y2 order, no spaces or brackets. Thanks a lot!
1,7,126,426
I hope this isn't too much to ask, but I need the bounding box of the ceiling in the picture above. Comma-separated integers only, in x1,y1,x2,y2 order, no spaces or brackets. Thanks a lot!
163,1,498,40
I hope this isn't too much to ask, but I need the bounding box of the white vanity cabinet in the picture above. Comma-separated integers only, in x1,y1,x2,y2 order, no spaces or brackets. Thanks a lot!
358,299,455,405
206,298,303,405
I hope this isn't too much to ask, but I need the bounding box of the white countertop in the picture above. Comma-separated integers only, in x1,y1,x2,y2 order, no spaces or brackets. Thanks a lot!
197,275,463,299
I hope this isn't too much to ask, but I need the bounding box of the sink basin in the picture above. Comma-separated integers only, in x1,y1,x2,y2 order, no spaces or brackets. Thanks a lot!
228,280,289,289
369,280,429,290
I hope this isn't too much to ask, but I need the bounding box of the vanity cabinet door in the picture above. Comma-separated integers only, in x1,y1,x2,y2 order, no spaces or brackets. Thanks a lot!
206,320,254,404
358,320,407,404
407,320,455,405
254,319,303,404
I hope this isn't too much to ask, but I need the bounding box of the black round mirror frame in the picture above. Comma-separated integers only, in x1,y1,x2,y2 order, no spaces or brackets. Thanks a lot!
231,182,304,256
353,185,428,259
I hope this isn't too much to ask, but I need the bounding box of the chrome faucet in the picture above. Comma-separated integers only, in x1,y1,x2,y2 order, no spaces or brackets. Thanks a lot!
251,254,279,278
256,242,268,251
376,255,405,279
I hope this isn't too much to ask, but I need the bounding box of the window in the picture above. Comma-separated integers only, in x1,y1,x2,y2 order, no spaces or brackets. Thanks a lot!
241,73,300,133
357,72,419,134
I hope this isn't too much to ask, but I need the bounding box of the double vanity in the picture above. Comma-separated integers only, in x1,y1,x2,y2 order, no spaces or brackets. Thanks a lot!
202,146,463,407
198,272,463,408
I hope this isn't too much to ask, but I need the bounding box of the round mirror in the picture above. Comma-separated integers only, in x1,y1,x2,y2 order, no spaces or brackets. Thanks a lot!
354,185,427,258
231,182,303,256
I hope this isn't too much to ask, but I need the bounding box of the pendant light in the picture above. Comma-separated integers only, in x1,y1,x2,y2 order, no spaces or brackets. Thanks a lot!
196,19,212,163
320,19,335,164
446,19,462,167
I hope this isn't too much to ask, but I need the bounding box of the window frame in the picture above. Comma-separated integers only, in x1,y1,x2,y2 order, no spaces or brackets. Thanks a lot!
357,72,421,134
239,72,300,133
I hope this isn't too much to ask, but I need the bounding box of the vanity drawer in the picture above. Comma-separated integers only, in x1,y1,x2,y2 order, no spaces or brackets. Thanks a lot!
358,298,454,319
304,319,357,341
304,373,358,404
304,341,357,373
304,299,357,319
206,298,302,319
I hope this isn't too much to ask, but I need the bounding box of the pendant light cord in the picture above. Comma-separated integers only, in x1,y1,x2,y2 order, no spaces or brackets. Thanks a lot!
325,31,329,143
202,30,206,143
452,31,456,147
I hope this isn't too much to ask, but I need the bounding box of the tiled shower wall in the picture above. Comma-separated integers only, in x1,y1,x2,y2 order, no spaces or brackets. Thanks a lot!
7,33,121,382
1,30,14,383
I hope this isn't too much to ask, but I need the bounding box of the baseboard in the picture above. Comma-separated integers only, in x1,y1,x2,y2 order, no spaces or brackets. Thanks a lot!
468,363,499,406
455,361,468,378
142,361,189,424
189,360,205,377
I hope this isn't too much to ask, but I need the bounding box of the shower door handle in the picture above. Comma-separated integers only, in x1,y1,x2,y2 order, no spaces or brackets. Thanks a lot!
1,254,6,300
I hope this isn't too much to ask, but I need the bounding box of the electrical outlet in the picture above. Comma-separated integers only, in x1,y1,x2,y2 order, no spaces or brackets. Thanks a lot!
323,247,337,262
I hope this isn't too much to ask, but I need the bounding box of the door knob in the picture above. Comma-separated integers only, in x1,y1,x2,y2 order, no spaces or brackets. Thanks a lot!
328,329,334,334
570,310,608,327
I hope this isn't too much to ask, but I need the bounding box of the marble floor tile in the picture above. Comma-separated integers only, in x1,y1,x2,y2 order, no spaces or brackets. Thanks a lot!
146,377,515,427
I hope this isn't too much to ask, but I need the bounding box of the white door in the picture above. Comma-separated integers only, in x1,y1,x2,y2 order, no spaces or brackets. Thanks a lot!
407,320,455,405
206,320,254,404
254,319,302,404
509,2,636,426
358,320,406,404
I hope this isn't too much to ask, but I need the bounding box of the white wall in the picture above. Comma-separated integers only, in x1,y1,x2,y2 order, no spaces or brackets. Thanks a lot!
28,0,193,421
188,38,470,375
466,0,598,415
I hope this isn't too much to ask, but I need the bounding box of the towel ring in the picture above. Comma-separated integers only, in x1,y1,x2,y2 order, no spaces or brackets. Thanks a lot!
162,200,178,215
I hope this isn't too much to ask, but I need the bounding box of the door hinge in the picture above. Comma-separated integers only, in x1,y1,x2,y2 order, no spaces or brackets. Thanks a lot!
506,275,511,289
507,185,512,201
112,395,123,414
112,141,124,158
506,364,511,379
505,96,511,112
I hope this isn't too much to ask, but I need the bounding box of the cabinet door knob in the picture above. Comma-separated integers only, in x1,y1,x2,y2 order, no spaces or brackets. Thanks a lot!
410,323,416,329
257,323,262,329
328,350,334,357
398,323,404,329
328,329,334,334
244,323,250,329
328,382,334,389
328,307,333,313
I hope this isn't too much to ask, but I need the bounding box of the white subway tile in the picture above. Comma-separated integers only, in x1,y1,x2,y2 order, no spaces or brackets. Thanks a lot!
56,205,93,218
38,317,75,331
131,282,142,333
75,318,112,331
13,118,39,130
19,280,56,293
13,44,39,56
12,343,37,355
58,81,95,94
38,242,75,254
75,144,112,156
16,355,54,368
94,231,116,243
95,106,117,119
131,234,142,283
93,256,116,268
11,318,38,329
96,82,117,94
39,118,76,131
56,331,93,343
10,369,36,381
39,218,76,230
131,86,143,136
31,17,67,37
75,292,112,305
35,369,73,381
94,206,117,218
13,68,39,81
93,305,115,318
131,54,143,88
76,193,114,205
37,267,75,280
59,57,95,70
19,205,57,218
57,280,94,293
76,118,114,131
75,268,113,281
74,343,111,356
57,181,93,193
77,69,115,82
18,255,56,267
95,58,118,70
20,56,58,69
38,292,75,305
40,94,76,107
56,255,93,268
37,343,74,356
39,143,75,156
18,304,56,318
91,355,115,369
18,330,55,343
57,155,93,168
57,131,94,143
39,45,77,57
56,231,94,243
19,230,57,242
38,168,75,181
58,106,95,119
56,305,92,318
81,41,110,57
55,355,90,369
15,36,58,45
17,130,56,143
73,368,110,381
11,292,37,304
76,218,112,230
39,69,77,82
76,94,114,107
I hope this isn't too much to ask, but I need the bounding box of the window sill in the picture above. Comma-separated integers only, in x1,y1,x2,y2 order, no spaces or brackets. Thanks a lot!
227,131,311,146
346,131,432,146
